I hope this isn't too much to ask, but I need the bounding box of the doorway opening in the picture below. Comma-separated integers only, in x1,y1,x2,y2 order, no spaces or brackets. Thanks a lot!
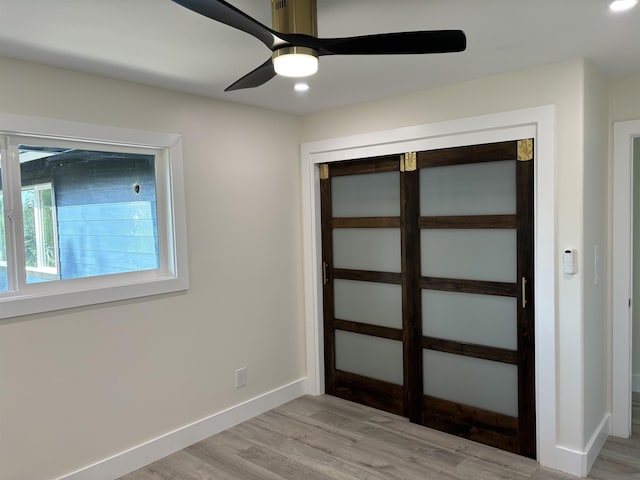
612,119,640,437
318,140,536,457
301,105,562,467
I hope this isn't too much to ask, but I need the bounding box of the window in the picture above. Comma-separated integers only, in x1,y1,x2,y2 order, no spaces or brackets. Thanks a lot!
0,114,188,319
22,182,59,280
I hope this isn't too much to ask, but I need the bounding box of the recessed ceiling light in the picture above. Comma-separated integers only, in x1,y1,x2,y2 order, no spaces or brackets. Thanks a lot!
609,0,638,12
294,83,310,92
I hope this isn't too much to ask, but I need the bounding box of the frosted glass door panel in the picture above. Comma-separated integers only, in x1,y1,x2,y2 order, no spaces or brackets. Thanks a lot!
332,172,400,217
423,350,518,417
336,330,403,385
422,290,517,350
335,279,402,328
420,161,516,216
333,229,401,272
421,229,517,282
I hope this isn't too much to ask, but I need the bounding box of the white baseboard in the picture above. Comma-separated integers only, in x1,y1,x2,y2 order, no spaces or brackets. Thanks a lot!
56,378,307,480
633,374,640,393
550,414,610,478
585,415,611,474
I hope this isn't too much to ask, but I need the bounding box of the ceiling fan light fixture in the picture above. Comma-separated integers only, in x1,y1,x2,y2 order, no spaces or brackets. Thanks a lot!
273,47,318,78
609,0,638,11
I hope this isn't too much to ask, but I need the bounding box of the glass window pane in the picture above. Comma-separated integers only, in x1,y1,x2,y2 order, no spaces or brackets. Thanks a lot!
335,279,402,328
421,229,517,283
336,330,403,385
422,290,517,350
420,161,516,216
332,171,400,217
19,144,159,283
21,188,38,271
423,349,518,417
40,187,56,269
0,163,7,292
333,228,401,273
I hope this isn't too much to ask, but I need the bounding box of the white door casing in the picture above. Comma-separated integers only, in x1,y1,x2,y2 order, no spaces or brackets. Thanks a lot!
612,118,640,437
301,106,559,468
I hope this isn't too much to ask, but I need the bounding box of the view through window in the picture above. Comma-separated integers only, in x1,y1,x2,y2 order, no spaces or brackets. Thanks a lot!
22,182,58,281
16,144,159,284
0,157,6,293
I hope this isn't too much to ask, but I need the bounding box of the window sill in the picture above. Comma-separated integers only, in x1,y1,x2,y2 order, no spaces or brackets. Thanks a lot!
0,272,188,319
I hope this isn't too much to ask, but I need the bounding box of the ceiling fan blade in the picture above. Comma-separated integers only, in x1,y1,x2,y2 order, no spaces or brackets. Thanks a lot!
290,30,466,56
225,58,276,91
172,0,283,49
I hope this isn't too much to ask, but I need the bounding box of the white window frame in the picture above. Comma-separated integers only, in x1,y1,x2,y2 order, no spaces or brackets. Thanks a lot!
0,113,189,319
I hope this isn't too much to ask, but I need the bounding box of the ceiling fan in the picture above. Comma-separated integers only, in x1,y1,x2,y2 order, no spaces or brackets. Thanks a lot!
171,0,467,91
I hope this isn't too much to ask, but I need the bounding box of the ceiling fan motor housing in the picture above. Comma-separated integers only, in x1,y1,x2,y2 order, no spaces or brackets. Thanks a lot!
271,0,318,62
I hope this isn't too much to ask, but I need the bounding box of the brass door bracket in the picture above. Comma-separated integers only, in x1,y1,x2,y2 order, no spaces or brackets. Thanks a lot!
517,139,533,162
400,152,417,172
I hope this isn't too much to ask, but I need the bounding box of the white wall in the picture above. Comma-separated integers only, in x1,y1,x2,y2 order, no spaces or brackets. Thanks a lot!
0,57,305,480
0,55,622,479
634,137,640,391
609,76,640,123
301,59,598,456
581,62,610,447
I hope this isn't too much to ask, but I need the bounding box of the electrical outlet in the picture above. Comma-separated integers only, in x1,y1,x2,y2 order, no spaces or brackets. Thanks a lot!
235,367,247,388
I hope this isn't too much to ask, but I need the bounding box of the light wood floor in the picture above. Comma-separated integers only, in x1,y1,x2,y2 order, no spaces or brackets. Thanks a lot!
120,392,640,480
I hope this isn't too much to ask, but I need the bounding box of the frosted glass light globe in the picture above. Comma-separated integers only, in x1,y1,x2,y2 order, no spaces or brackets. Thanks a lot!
273,53,318,77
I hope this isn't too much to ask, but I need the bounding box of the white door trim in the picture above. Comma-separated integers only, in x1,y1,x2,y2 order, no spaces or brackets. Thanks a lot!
611,118,640,437
300,105,560,468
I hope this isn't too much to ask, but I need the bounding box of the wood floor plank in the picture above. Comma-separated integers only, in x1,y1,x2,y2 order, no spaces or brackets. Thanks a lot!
308,408,466,479
117,470,166,480
355,403,539,477
149,450,243,480
588,456,640,480
354,422,465,469
259,409,364,447
454,457,531,480
230,416,381,480
530,468,586,480
185,433,288,480
241,408,402,480
237,443,339,480
119,394,640,480
345,433,462,480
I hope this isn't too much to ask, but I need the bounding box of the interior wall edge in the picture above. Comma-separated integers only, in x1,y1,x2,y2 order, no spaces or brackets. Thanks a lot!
553,413,611,479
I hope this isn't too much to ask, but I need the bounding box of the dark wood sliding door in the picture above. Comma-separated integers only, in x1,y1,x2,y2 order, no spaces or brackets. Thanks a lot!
320,154,408,415
320,139,535,458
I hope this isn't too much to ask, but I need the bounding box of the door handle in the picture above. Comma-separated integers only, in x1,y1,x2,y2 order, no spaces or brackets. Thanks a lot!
521,277,527,309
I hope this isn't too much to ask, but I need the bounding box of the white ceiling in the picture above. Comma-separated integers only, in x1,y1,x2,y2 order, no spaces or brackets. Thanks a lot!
0,0,639,115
